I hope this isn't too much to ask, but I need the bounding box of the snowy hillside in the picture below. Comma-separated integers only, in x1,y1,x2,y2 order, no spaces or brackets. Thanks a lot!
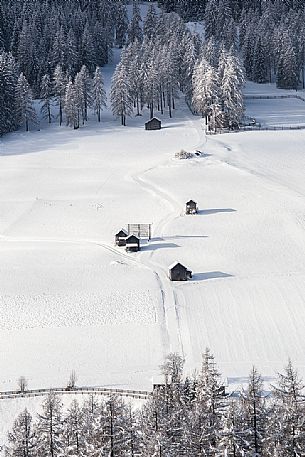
3,1,305,446
2,78,305,396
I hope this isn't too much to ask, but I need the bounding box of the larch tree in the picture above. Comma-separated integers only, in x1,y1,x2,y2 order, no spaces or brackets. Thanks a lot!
35,392,64,457
192,57,219,123
92,66,107,122
40,74,53,124
15,72,37,132
74,65,92,124
5,409,35,457
115,1,128,48
64,79,79,129
127,0,143,44
271,360,305,456
110,60,133,126
143,3,158,39
53,65,67,126
239,367,267,456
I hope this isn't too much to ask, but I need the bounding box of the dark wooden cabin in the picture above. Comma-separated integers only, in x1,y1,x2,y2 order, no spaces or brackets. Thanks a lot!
185,200,198,215
125,234,140,252
115,228,128,246
145,118,161,131
168,262,192,281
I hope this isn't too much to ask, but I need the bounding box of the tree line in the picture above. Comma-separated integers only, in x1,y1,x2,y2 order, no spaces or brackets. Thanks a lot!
0,55,107,134
158,0,305,90
5,350,305,456
0,2,245,135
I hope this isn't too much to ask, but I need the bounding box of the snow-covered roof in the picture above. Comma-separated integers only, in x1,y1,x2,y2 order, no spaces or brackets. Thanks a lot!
115,228,128,236
168,261,185,270
145,117,161,123
186,200,197,205
126,234,140,242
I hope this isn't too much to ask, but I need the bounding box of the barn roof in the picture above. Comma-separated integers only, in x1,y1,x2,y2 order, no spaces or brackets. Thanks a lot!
145,117,161,124
126,234,140,243
116,228,128,236
186,200,197,205
168,261,187,271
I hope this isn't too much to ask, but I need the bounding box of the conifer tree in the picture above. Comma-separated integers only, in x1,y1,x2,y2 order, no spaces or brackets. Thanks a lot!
65,79,79,129
194,348,225,455
74,65,92,124
5,409,35,457
15,72,37,132
192,57,219,123
40,74,53,123
35,392,64,457
53,65,67,126
0,51,18,135
92,67,107,122
115,1,128,48
127,1,143,44
110,61,133,126
239,367,267,455
271,360,305,455
143,4,158,39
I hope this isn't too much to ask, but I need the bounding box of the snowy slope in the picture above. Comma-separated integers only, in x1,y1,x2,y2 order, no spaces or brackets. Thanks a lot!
3,39,305,445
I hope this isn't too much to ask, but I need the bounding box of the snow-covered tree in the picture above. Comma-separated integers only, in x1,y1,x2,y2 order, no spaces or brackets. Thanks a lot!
35,392,64,457
0,51,18,135
74,65,92,124
64,79,79,129
5,409,35,457
127,1,143,44
192,57,219,122
143,4,158,39
92,67,107,122
110,60,133,125
40,74,53,123
271,360,305,455
15,72,37,132
115,1,128,48
53,65,67,126
219,49,245,127
193,348,225,455
239,367,267,455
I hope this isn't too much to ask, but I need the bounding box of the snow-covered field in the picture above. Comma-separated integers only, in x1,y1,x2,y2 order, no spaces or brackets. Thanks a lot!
244,81,305,127
2,58,305,443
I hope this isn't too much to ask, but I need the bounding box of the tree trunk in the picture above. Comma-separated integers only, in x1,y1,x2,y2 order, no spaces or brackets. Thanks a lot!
59,99,63,126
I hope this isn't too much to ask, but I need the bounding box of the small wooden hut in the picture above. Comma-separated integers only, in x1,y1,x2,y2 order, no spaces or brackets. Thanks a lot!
125,234,140,252
145,118,161,131
168,262,192,281
185,200,198,215
115,229,128,246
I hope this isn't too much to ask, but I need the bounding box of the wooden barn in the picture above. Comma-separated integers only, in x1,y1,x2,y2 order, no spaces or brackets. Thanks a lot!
168,262,192,281
115,228,128,246
185,200,198,215
145,118,161,131
125,234,140,252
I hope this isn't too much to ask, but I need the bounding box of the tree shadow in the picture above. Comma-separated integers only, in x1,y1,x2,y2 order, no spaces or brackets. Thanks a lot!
192,271,234,281
198,208,237,215
161,123,188,129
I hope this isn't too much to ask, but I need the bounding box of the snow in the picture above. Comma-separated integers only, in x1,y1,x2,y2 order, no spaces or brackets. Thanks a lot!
3,28,305,443
244,81,305,127
245,97,305,126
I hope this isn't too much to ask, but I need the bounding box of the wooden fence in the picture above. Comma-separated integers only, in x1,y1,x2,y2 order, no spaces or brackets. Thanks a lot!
244,94,305,102
0,386,152,401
